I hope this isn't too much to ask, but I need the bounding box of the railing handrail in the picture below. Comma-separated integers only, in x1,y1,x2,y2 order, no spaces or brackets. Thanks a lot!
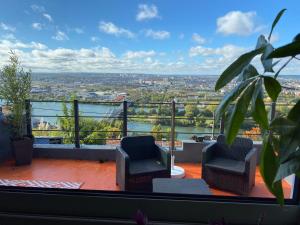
26,98,295,148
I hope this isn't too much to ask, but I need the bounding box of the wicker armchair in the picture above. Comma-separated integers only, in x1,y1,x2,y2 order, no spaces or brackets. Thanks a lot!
202,135,257,195
116,136,171,192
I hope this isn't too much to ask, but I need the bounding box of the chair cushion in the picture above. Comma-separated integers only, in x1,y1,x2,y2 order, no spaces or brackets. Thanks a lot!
205,158,246,175
129,159,166,175
216,135,253,160
121,136,158,160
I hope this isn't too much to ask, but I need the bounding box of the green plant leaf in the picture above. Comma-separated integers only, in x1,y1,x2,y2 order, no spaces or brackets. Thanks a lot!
239,64,259,81
264,76,282,101
256,35,268,49
215,48,264,91
287,99,300,122
225,81,256,144
260,136,284,205
261,44,275,72
274,156,300,182
268,9,286,41
215,77,256,121
270,117,296,135
293,33,300,42
252,84,269,129
279,129,300,163
267,41,300,58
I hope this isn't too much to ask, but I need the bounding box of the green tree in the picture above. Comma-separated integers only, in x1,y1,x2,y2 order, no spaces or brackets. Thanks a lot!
184,104,199,119
0,51,31,139
151,124,163,140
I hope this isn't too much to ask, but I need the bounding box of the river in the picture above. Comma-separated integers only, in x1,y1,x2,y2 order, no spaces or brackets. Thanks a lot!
1,101,214,140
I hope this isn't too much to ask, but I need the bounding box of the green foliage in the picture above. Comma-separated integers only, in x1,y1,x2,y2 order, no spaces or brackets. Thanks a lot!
268,41,300,58
215,48,265,91
268,9,286,41
184,104,199,119
214,8,300,204
58,98,121,145
0,51,32,139
151,124,163,141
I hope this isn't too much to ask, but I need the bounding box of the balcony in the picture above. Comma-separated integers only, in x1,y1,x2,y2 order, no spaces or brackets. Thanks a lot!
0,99,296,199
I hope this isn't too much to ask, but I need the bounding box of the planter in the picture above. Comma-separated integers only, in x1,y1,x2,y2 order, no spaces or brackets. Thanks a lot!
12,136,33,166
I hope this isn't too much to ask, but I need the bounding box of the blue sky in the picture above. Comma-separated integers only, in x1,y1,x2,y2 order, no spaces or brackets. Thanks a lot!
0,0,299,74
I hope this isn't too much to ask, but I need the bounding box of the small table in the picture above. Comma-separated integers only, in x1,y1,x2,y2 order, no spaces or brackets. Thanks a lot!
152,178,212,195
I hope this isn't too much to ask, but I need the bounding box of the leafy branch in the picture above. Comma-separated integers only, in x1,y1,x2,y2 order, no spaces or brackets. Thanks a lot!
215,8,300,205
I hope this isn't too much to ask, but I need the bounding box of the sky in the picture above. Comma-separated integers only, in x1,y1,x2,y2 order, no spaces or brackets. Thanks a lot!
0,0,299,75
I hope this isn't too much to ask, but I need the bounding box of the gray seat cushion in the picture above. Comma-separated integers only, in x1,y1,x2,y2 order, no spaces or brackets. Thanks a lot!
205,158,245,175
129,159,166,175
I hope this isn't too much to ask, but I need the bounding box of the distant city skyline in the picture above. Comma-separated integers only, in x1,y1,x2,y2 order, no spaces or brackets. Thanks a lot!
0,0,299,75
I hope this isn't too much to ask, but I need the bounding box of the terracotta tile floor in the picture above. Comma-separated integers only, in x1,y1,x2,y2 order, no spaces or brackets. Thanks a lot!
0,158,292,198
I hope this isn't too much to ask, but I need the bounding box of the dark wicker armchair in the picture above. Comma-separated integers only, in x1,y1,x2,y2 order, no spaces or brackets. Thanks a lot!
202,135,257,195
116,136,171,192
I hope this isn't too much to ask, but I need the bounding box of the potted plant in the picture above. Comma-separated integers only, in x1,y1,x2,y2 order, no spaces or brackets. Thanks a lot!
214,9,300,205
0,51,33,165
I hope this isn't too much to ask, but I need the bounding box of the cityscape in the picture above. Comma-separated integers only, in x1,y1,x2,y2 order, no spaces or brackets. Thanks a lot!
31,73,300,102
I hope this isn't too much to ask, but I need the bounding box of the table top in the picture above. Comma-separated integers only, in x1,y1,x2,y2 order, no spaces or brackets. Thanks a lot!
152,178,212,195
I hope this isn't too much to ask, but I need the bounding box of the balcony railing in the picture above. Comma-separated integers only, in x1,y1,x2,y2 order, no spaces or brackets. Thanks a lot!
25,99,292,149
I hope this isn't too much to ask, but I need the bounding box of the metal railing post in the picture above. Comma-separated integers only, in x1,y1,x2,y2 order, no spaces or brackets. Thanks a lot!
73,100,80,148
25,99,32,136
122,100,127,137
171,100,176,151
220,114,225,134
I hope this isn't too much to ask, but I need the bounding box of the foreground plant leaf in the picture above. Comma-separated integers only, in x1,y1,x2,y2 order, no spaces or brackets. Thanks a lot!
260,136,284,205
268,41,300,58
270,117,296,135
239,64,259,81
263,76,282,101
268,9,286,41
252,85,269,129
261,44,274,72
275,156,300,182
287,99,300,122
225,81,256,144
215,47,264,91
215,77,256,121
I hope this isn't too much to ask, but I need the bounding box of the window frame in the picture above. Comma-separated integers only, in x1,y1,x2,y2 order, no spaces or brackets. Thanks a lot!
0,177,299,225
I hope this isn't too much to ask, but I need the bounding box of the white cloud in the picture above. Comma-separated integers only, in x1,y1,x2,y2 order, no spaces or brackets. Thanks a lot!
74,28,84,34
145,29,170,40
1,35,300,75
99,21,135,38
136,4,160,21
32,23,43,30
189,44,246,57
0,39,47,50
144,57,153,63
31,4,45,13
52,31,69,41
43,13,53,22
217,11,260,36
0,22,16,32
192,33,206,44
123,50,156,59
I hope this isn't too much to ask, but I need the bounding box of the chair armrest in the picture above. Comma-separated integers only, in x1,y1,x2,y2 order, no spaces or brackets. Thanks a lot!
245,148,257,174
202,142,217,164
116,146,130,174
156,144,171,170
